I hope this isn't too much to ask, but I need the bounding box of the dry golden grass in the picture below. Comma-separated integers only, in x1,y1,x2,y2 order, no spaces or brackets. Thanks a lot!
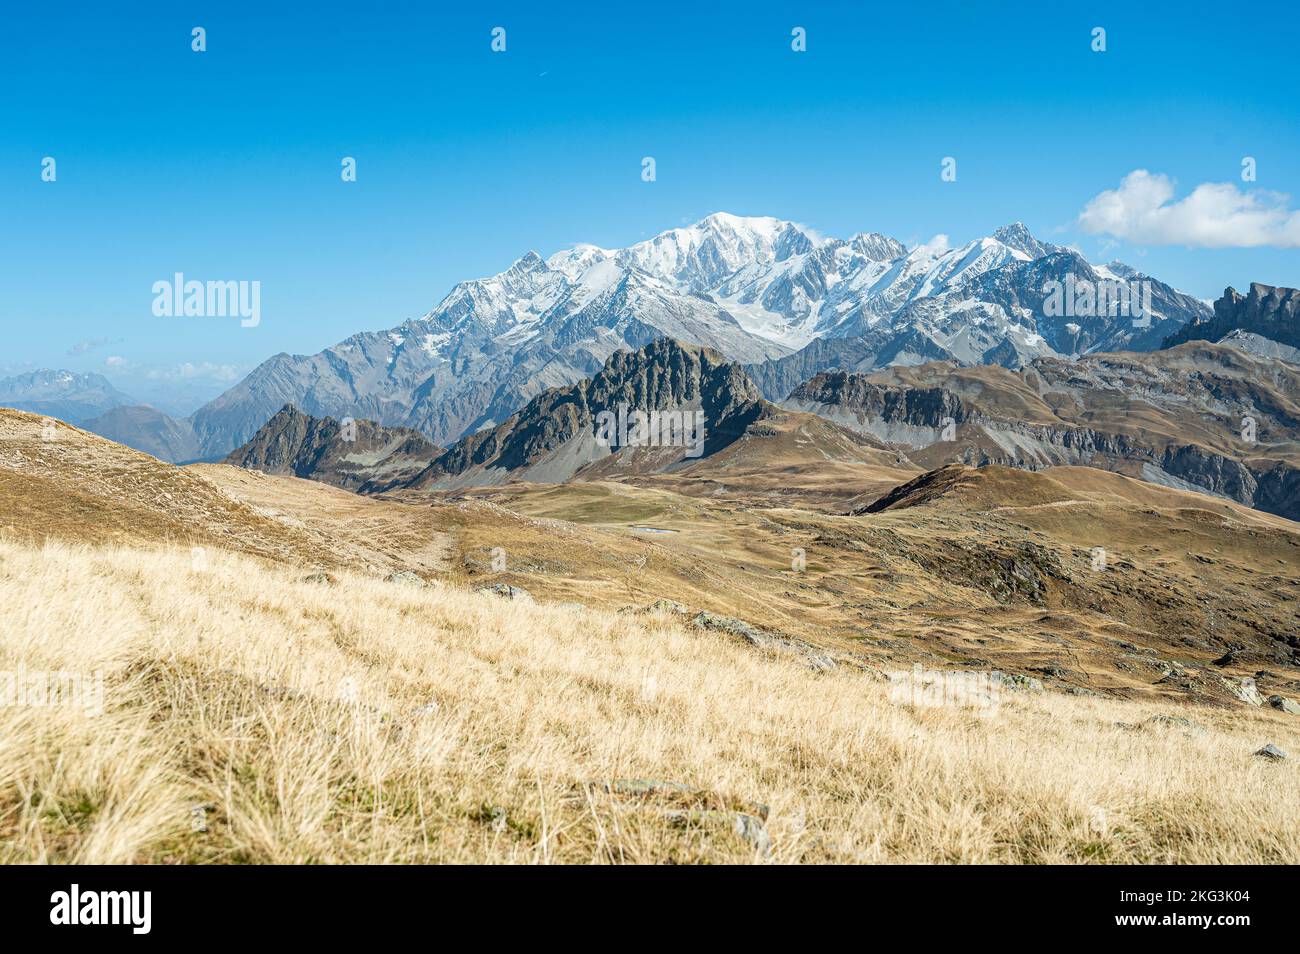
2,535,1297,864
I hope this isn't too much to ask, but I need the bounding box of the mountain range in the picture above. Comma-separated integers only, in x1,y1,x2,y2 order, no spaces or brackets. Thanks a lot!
12,217,1300,494
226,327,1300,527
785,340,1300,521
138,214,1212,461
229,338,902,496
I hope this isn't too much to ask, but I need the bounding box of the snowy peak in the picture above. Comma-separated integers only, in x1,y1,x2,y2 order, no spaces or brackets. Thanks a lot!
991,222,1059,260
850,232,907,262
618,213,814,289
546,243,613,280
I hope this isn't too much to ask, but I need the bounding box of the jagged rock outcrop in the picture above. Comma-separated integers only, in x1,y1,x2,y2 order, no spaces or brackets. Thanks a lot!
406,338,770,489
1162,282,1300,351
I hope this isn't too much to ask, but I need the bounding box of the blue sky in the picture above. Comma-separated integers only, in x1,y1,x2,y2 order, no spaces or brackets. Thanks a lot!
3,1,1298,413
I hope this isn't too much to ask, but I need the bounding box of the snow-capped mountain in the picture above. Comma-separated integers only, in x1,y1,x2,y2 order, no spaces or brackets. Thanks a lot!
188,213,1210,457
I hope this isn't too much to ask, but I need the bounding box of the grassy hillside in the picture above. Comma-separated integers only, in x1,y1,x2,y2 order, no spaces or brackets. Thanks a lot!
2,536,1297,864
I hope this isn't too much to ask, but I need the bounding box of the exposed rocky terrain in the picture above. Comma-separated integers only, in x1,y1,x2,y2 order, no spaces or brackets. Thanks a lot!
784,340,1300,521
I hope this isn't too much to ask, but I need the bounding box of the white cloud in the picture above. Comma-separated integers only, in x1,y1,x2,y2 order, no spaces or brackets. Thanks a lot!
145,361,241,382
1077,170,1300,248
104,357,241,383
910,234,951,257
68,336,114,356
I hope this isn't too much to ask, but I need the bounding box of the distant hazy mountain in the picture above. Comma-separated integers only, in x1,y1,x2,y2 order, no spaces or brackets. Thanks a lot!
188,214,1210,458
0,370,135,425
1162,282,1300,352
83,405,201,463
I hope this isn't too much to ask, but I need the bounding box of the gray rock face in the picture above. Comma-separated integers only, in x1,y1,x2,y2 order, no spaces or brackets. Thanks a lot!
1253,743,1288,761
404,338,769,490
1266,695,1300,715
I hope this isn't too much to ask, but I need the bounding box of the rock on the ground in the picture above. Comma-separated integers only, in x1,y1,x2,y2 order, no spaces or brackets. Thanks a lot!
989,671,1044,692
1253,743,1288,761
690,611,836,671
1141,714,1207,734
1221,677,1264,706
646,598,688,615
1266,695,1300,715
477,583,534,603
384,570,426,587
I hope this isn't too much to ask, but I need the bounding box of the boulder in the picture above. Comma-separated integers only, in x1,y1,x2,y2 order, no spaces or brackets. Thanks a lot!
691,611,836,671
1221,677,1264,706
384,570,426,587
477,583,534,603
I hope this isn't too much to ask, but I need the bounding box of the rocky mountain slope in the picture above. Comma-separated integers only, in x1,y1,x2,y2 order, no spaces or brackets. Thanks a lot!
1216,329,1300,365
226,404,439,491
399,338,757,488
185,214,1209,459
229,338,897,495
784,340,1300,520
